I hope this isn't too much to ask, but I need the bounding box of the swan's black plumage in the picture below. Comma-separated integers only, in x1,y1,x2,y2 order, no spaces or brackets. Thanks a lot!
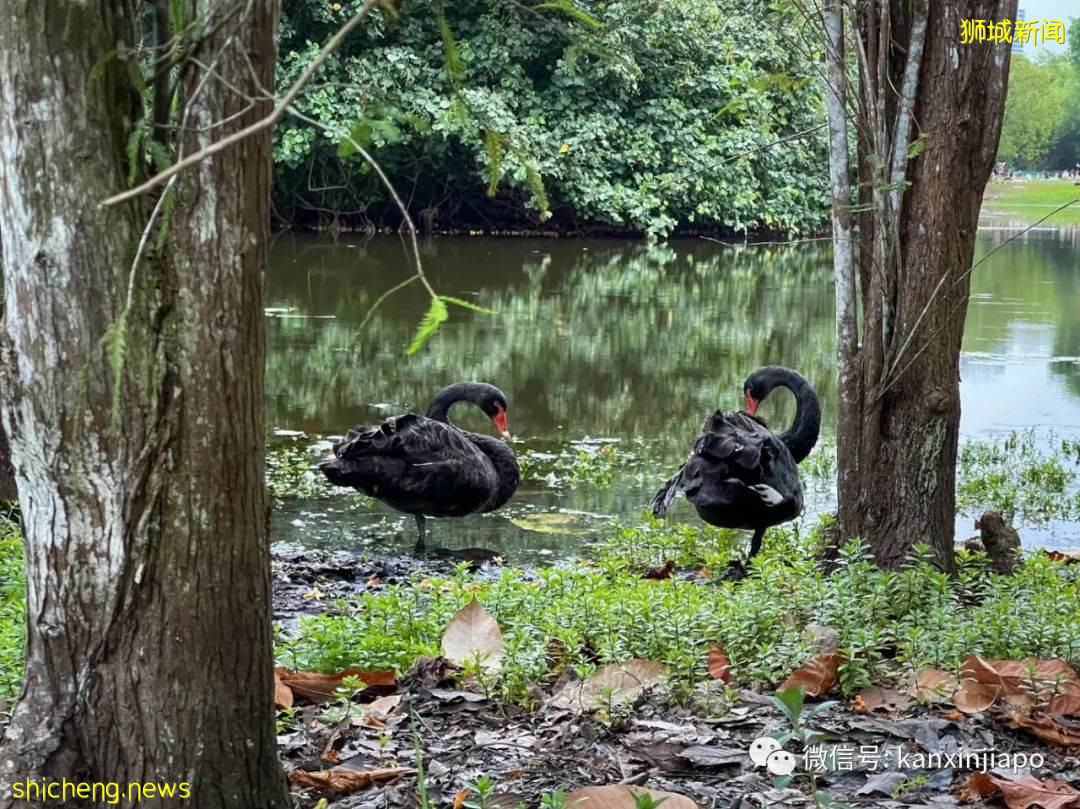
320,383,520,550
651,367,820,557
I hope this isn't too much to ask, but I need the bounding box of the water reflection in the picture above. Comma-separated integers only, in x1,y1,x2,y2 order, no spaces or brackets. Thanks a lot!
266,231,1080,557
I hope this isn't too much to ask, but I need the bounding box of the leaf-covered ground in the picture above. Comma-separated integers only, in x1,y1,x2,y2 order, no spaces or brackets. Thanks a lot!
272,521,1080,809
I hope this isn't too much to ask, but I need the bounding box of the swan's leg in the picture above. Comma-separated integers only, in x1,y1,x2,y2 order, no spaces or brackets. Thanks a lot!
414,514,426,553
749,527,766,558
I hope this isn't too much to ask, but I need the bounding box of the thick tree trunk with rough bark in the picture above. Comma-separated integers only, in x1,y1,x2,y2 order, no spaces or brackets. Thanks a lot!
0,429,14,504
0,2,289,807
830,0,1016,570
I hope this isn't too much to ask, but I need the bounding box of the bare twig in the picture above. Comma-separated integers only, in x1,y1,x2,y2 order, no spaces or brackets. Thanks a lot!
875,197,1080,398
101,0,381,207
284,105,435,299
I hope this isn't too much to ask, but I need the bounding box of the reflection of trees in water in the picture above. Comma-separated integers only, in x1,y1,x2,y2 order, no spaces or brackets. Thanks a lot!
265,238,838,454
964,232,1080,398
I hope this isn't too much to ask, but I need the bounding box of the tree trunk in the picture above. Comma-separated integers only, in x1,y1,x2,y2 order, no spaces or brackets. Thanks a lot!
0,3,289,807
832,0,1016,570
0,429,14,504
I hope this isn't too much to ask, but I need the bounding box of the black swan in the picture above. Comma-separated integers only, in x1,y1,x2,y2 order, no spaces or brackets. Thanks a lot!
650,366,820,558
319,382,520,551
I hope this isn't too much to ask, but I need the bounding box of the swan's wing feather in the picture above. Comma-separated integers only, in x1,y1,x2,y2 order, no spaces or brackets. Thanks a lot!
333,413,477,464
649,464,685,517
320,414,496,515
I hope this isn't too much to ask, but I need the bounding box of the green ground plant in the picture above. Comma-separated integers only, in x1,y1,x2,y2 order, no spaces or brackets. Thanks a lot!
0,516,23,707
274,521,1080,707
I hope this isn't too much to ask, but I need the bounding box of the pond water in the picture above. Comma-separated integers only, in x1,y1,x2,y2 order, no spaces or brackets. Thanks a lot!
266,226,1080,560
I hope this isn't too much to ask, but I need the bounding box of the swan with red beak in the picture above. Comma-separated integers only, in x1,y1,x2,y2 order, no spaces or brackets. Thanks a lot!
652,366,821,560
320,382,519,551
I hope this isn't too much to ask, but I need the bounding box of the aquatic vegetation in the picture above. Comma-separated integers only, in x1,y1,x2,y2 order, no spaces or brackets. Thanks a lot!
957,431,1080,524
267,433,333,501
517,443,627,489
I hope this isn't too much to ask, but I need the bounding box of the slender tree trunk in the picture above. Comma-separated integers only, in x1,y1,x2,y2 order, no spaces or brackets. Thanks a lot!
823,0,860,537
830,0,1016,570
0,3,289,807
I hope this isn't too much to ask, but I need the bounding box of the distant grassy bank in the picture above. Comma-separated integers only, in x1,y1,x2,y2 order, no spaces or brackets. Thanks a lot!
981,179,1080,227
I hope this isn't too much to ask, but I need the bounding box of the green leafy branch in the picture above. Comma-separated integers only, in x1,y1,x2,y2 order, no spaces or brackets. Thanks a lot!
406,296,498,356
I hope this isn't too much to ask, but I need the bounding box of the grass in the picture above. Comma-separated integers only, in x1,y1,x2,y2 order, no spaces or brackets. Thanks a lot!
980,179,1080,226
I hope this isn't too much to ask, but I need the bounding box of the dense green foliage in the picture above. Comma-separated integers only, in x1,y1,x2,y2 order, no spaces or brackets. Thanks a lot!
275,0,829,235
997,55,1074,169
998,22,1080,171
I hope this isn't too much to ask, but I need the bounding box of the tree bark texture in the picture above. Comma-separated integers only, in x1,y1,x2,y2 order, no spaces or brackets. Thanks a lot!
833,0,1017,570
0,428,14,504
0,2,289,806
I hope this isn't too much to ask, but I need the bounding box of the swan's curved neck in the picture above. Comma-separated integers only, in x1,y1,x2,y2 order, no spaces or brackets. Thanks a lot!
426,385,474,424
774,374,820,464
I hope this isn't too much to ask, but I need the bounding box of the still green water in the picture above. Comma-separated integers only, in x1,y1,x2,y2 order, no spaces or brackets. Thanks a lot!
266,227,1080,559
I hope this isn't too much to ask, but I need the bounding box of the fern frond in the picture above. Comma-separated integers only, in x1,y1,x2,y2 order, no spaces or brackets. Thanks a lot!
523,158,551,221
101,310,129,433
439,295,497,315
483,130,505,197
405,297,449,355
437,13,464,83
534,0,601,28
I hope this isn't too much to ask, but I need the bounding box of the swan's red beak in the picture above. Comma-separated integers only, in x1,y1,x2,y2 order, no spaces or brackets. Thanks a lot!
493,407,510,439
745,392,757,415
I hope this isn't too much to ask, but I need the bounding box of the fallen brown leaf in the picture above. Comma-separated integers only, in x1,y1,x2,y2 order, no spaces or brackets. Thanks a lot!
549,659,666,713
1007,711,1080,747
706,645,733,683
963,654,1080,691
402,655,454,690
961,771,1080,809
909,668,959,704
565,785,699,808
956,654,1080,714
273,668,294,710
441,598,504,673
779,651,845,697
954,679,1002,714
453,788,470,809
358,694,402,728
278,667,396,704
288,767,413,796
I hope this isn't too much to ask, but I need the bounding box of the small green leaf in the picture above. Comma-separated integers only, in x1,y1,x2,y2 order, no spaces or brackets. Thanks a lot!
771,686,805,724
